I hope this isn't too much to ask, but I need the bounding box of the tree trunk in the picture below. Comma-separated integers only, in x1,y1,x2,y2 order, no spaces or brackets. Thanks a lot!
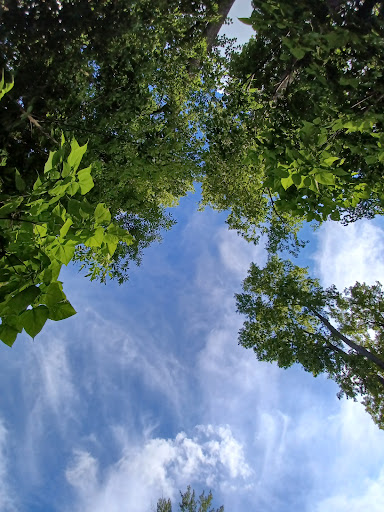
187,0,236,74
312,309,384,372
204,0,236,52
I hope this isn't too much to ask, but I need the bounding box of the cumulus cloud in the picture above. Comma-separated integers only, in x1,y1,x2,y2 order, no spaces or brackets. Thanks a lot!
66,425,252,512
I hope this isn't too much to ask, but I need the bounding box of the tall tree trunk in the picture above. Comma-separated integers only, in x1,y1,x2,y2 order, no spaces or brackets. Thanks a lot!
188,0,236,74
204,0,236,52
312,309,384,372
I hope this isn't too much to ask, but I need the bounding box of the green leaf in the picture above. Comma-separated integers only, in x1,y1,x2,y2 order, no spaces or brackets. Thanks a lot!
20,305,49,338
314,172,335,185
0,323,19,347
94,203,111,225
322,157,339,166
281,175,294,190
60,218,73,238
33,175,43,191
291,47,306,60
238,17,253,26
292,173,302,186
330,210,341,221
62,161,72,177
15,170,26,191
106,224,134,244
0,72,14,101
0,197,23,216
85,227,104,248
6,285,40,313
103,233,118,256
44,151,55,173
332,169,349,176
48,260,62,281
45,148,65,173
303,176,312,187
68,139,87,172
42,282,66,307
49,181,70,198
51,242,76,265
34,223,48,238
77,166,94,194
66,182,80,196
48,300,76,321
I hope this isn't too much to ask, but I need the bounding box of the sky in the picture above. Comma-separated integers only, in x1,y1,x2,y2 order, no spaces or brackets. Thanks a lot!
1,1,384,511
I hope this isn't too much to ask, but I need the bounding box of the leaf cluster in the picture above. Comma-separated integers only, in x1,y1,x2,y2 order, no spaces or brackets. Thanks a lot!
203,0,384,247
0,80,133,345
236,256,384,427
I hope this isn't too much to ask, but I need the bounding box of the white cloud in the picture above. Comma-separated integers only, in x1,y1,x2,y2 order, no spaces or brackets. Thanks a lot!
66,450,99,495
216,227,267,279
0,420,17,511
220,0,254,47
314,220,384,288
66,425,251,512
188,213,384,512
315,469,384,512
311,399,384,512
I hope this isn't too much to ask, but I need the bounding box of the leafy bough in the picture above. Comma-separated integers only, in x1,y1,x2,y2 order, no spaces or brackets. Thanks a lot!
0,75,133,346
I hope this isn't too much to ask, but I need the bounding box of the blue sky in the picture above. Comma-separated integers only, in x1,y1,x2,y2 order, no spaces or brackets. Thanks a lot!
1,2,384,511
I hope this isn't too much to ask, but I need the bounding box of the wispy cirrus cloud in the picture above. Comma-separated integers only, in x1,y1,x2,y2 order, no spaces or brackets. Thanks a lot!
0,419,17,512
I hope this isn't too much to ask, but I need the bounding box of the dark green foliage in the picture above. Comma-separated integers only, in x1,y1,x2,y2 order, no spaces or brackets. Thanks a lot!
155,487,224,512
202,0,384,247
0,0,229,281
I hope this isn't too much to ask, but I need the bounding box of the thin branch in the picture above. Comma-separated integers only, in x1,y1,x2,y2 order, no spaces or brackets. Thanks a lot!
17,104,58,144
266,188,285,224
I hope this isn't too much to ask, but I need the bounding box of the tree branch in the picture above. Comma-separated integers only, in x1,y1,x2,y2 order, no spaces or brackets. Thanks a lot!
204,0,236,52
310,308,384,371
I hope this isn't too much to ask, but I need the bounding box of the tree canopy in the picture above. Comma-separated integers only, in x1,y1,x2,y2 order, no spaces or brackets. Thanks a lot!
0,0,233,281
156,486,224,512
236,256,384,428
2,0,384,428
202,0,384,250
0,75,135,345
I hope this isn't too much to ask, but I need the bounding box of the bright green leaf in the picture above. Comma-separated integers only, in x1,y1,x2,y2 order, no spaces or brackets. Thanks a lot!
60,218,73,238
85,227,104,248
315,172,335,185
77,166,94,194
322,157,339,166
68,139,88,172
281,176,294,190
51,242,76,265
94,203,111,225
